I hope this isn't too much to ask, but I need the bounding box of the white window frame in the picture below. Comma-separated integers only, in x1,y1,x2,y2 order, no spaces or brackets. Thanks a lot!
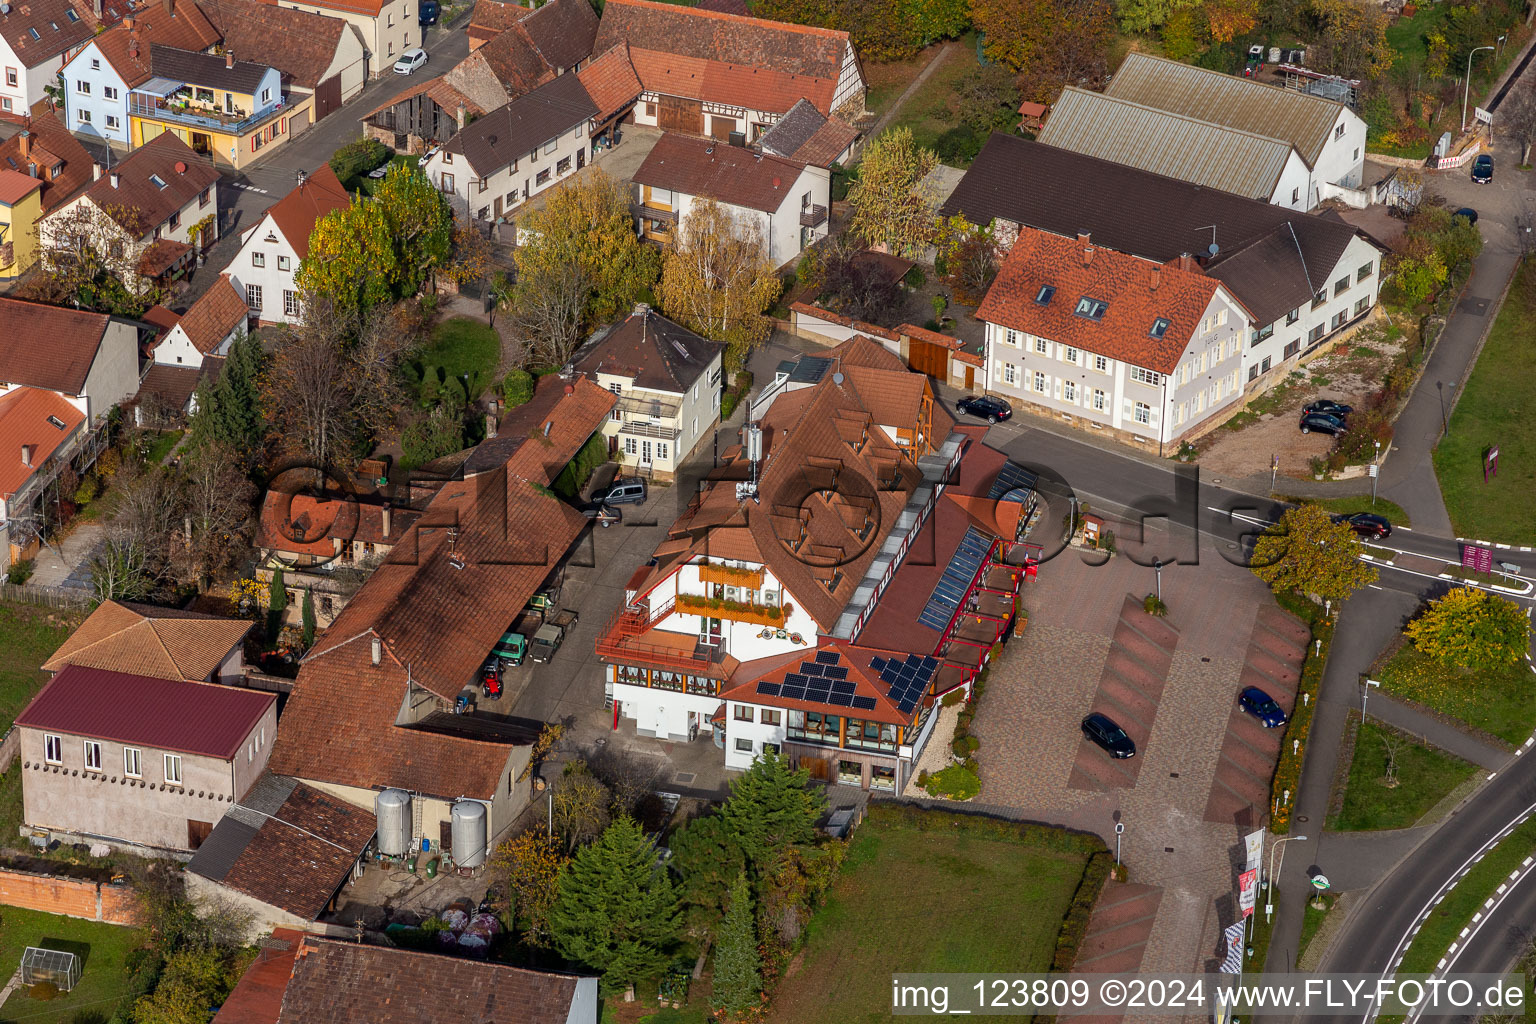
44,733,62,764
1062,379,1077,403
124,746,141,777
1001,362,1018,386
1093,354,1108,373
164,753,183,785
246,284,262,312
1004,328,1021,347
1062,346,1078,364
1128,366,1162,387
1132,402,1152,426
1032,371,1047,394
1091,388,1106,412
83,740,101,772
1033,336,1048,355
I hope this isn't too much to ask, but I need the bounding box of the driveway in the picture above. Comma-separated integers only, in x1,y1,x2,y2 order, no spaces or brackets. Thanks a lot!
972,510,1306,974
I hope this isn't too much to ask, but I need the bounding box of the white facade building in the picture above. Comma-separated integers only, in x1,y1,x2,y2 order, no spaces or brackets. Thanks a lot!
226,162,351,326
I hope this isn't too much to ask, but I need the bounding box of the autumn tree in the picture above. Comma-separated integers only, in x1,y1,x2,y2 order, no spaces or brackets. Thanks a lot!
847,127,939,259
262,326,354,471
505,171,659,367
551,760,612,854
658,199,781,368
817,240,908,327
1304,0,1396,81
1406,587,1530,671
549,817,682,996
376,164,454,293
445,220,496,288
177,440,256,589
971,0,1115,101
933,215,1001,304
1116,0,1198,34
488,828,569,946
1251,503,1377,604
1203,0,1258,44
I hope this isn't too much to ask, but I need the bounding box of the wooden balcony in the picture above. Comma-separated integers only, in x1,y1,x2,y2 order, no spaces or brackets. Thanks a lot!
697,562,765,588
675,592,791,628
799,204,828,228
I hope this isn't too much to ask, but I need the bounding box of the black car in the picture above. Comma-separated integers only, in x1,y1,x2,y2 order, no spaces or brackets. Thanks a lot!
1453,207,1479,225
957,395,1012,424
1238,687,1288,728
1472,154,1494,184
1299,411,1347,435
1304,399,1353,417
419,0,439,23
1332,511,1392,539
1081,713,1136,759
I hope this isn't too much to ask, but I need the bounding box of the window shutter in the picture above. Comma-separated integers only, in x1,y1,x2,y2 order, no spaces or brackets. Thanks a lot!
1054,379,1061,399
1148,407,1160,429
1121,398,1134,420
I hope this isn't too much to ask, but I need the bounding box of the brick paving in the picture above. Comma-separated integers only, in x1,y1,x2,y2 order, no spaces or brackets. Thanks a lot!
972,539,1295,984
1074,882,1164,972
1069,597,1179,792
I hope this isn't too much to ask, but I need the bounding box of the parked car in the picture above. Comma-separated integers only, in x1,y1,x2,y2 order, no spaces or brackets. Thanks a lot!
1332,511,1392,539
1453,207,1479,224
1472,154,1494,184
1238,687,1288,728
481,658,503,699
394,47,428,74
1303,399,1353,417
418,0,439,24
591,477,647,506
1299,411,1347,435
1081,712,1136,758
956,395,1012,424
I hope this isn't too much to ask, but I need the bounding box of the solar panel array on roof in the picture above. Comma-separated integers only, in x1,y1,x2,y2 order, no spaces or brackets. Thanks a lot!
988,461,1040,500
876,653,939,713
759,649,858,706
916,526,993,631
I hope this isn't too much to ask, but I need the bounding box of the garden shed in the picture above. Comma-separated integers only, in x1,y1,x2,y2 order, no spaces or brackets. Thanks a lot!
21,947,81,992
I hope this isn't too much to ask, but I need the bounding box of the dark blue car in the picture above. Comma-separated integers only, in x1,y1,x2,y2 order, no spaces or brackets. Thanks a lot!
1238,687,1288,728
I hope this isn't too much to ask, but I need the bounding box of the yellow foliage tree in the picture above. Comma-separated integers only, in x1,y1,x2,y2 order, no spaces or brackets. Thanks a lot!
1204,0,1257,43
846,127,939,259
488,828,569,945
1307,0,1397,81
658,199,782,370
1251,504,1377,603
1405,587,1530,670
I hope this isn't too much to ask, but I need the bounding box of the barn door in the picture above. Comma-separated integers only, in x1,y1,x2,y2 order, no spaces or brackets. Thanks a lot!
907,338,949,379
658,96,704,134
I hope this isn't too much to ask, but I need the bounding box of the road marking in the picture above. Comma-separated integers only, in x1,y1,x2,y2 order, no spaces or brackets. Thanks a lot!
1498,543,1512,549
1369,584,1383,590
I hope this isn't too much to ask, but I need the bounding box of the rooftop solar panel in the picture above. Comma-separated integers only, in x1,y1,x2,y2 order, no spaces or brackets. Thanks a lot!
824,666,847,680
757,683,781,696
832,680,855,694
781,685,805,700
851,696,879,711
785,673,807,687
816,650,840,665
869,657,886,672
827,693,853,706
803,663,824,677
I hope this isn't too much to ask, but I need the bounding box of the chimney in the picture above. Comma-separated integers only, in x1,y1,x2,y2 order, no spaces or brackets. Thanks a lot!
484,413,497,439
370,636,382,665
109,170,120,188
124,14,134,28
1077,231,1090,244
128,35,138,58
1149,265,1161,291
381,504,392,537
456,103,467,129
92,162,103,180
93,0,102,17
20,444,33,468
15,131,29,160
225,50,234,69
163,0,172,15
1081,243,1093,267
1178,253,1194,272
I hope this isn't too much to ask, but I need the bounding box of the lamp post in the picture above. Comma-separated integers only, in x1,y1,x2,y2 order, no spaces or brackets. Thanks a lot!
1267,834,1309,915
1371,440,1381,505
1115,821,1125,866
1362,677,1381,722
1153,559,1164,601
1463,45,1496,132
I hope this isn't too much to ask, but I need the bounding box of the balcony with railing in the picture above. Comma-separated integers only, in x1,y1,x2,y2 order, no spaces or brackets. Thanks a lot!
799,204,828,228
596,595,733,675
129,87,286,136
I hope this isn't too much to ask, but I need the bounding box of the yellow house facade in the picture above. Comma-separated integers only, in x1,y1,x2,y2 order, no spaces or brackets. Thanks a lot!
128,47,317,172
0,170,43,285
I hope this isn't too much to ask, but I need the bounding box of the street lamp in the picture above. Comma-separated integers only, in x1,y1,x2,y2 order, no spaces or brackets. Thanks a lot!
1362,677,1381,722
1371,440,1382,506
1153,559,1164,601
1267,834,1309,915
1463,45,1497,132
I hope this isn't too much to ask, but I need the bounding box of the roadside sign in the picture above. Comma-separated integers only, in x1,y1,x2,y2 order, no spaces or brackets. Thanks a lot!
1244,830,1265,872
1475,106,1494,124
1239,870,1259,915
1311,875,1331,891
1463,544,1494,574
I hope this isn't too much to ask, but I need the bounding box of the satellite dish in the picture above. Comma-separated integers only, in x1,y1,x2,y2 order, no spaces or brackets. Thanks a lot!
832,372,844,385
1207,242,1220,257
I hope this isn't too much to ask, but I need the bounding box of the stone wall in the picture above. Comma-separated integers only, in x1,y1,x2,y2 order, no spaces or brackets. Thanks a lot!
0,864,139,925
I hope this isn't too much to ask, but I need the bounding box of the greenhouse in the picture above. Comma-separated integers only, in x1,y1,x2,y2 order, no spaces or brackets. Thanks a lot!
21,946,81,992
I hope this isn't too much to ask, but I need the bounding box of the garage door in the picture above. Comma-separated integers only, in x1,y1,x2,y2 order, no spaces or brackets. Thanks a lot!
314,75,342,121
709,115,736,141
288,107,311,136
658,96,704,135
907,337,950,379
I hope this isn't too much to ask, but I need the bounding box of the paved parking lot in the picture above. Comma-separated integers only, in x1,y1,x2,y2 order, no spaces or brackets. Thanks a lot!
971,510,1305,974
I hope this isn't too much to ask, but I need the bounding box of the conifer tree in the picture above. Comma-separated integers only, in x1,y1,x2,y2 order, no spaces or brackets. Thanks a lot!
711,871,762,1016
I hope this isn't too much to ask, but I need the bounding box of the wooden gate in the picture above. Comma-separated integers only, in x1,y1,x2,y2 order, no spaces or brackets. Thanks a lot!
658,96,704,135
907,337,950,380
314,75,342,121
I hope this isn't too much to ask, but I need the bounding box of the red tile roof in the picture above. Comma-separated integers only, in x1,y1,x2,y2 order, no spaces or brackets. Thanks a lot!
0,298,111,394
0,0,99,69
633,132,804,214
174,274,246,354
211,927,306,1024
267,376,616,799
141,304,182,334
198,0,352,90
257,0,387,18
468,0,530,47
137,237,193,276
81,132,219,238
253,162,350,260
625,46,834,116
256,491,420,555
576,41,642,122
0,112,96,215
0,386,84,500
975,226,1223,374
16,664,274,759
0,169,42,206
274,937,587,1023
90,1,222,88
44,599,253,679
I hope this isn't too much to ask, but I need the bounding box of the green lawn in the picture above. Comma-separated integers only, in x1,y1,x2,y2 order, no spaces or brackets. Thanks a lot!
1435,261,1536,544
0,907,140,1024
766,805,1099,1024
1376,641,1536,748
886,34,984,164
1397,816,1536,975
1297,893,1337,967
402,317,501,408
1384,3,1442,68
139,430,182,467
863,50,932,120
1328,721,1476,831
0,601,78,733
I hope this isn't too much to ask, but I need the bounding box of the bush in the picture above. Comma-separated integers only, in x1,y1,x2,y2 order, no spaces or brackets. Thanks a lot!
1271,609,1332,833
951,734,979,757
329,137,389,186
6,558,34,585
500,368,534,408
922,763,980,800
1143,594,1168,617
1052,851,1113,971
721,391,740,420
941,688,967,708
1405,587,1530,670
72,473,102,505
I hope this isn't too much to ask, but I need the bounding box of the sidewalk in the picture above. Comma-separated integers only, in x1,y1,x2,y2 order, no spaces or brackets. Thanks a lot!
1362,693,1509,770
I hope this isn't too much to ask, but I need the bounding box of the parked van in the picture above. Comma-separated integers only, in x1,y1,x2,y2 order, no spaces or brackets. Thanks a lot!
592,477,648,506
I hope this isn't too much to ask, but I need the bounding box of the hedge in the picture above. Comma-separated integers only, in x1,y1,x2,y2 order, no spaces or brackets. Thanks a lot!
1051,851,1115,972
863,802,1108,857
1269,595,1332,834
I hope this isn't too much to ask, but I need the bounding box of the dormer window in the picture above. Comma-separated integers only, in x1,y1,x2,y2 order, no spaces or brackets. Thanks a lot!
149,174,167,190
1074,297,1109,320
1149,317,1171,339
1034,285,1055,305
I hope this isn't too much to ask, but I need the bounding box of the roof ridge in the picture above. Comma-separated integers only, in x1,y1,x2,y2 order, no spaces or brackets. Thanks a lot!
606,0,851,39
1123,52,1344,112
1056,86,1299,154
